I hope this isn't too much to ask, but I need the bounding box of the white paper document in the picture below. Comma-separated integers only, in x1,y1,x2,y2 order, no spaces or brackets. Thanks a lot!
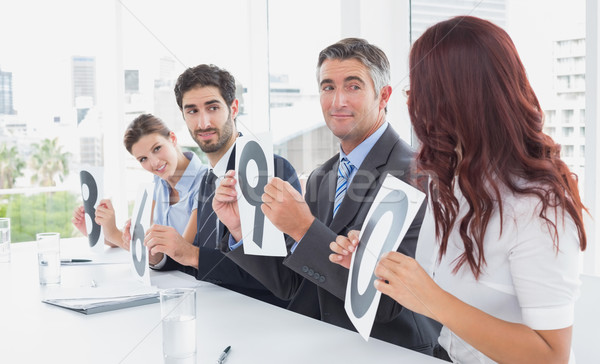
235,133,287,257
344,174,425,341
42,283,159,315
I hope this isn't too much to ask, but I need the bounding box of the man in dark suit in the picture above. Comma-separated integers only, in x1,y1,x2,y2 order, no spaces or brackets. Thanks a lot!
213,39,441,353
144,64,300,307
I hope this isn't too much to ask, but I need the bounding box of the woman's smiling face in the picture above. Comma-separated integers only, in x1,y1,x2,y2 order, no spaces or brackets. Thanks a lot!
130,132,179,179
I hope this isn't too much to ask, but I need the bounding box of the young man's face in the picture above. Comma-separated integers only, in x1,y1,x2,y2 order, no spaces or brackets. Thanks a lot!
318,58,389,153
181,85,238,154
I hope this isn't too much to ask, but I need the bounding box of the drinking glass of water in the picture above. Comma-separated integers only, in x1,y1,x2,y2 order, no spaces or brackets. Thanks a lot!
160,288,197,363
37,232,61,285
0,218,10,263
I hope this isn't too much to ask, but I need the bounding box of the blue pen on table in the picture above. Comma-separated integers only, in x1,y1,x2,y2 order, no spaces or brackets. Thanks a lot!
216,345,231,364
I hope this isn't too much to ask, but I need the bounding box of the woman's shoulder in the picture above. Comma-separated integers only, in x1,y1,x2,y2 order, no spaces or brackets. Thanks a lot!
183,152,208,188
184,151,208,174
500,179,578,241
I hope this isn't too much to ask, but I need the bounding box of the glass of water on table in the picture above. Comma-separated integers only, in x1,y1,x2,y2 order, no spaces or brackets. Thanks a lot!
0,218,10,263
160,288,197,363
37,232,61,285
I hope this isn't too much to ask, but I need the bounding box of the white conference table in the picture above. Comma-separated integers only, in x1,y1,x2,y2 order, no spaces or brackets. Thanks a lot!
0,238,445,364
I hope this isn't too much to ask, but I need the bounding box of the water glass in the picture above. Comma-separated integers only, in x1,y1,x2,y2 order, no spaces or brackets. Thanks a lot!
37,232,61,285
0,218,10,263
160,288,197,363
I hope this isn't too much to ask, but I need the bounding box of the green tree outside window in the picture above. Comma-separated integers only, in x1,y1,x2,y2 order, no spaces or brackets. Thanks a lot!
0,143,25,189
29,138,71,187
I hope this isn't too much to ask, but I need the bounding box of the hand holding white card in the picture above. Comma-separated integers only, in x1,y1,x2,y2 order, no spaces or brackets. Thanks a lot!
235,133,287,257
129,183,154,285
79,167,105,253
344,174,425,341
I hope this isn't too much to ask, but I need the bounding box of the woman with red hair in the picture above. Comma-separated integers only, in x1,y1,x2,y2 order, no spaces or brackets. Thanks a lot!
331,16,586,363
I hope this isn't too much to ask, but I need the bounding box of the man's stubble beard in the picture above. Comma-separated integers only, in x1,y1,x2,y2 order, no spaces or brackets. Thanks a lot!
191,115,235,154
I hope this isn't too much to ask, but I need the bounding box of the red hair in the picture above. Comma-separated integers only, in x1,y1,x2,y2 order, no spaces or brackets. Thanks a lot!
408,16,586,278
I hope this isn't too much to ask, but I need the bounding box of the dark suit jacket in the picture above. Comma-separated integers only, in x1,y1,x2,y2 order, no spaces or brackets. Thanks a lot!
160,144,301,308
220,124,441,353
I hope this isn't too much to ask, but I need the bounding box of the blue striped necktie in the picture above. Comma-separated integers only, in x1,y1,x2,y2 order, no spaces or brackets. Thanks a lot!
334,157,355,217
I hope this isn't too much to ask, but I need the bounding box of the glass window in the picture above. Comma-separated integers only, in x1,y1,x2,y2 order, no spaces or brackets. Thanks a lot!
267,0,342,177
2,1,596,274
563,127,575,137
563,109,575,123
3,0,412,241
267,0,413,177
564,145,575,158
1,0,270,242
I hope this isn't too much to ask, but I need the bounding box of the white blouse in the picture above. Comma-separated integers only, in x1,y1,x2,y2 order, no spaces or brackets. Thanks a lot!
416,182,581,363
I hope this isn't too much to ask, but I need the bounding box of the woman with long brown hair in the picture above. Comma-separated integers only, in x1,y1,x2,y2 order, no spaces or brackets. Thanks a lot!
331,16,586,363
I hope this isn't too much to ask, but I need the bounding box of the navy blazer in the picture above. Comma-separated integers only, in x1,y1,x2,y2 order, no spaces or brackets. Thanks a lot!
161,144,301,308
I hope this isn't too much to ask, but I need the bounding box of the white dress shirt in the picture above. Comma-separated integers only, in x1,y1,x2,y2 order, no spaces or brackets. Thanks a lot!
416,180,581,363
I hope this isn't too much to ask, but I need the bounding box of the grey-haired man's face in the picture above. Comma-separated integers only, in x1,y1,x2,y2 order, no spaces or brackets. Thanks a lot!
318,58,385,152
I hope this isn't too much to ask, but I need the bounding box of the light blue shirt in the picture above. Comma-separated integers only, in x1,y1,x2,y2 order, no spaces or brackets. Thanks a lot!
152,151,207,234
339,121,388,185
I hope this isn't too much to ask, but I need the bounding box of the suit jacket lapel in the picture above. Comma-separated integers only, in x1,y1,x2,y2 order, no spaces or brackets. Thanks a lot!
317,162,338,227
226,144,236,171
328,125,400,233
215,144,236,244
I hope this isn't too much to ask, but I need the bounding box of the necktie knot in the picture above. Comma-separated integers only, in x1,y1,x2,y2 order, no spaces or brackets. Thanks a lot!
338,158,354,179
200,170,217,202
206,169,217,186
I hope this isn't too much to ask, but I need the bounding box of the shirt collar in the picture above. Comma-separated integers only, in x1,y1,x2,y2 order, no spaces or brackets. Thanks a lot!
212,140,236,179
166,151,202,195
339,121,388,169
